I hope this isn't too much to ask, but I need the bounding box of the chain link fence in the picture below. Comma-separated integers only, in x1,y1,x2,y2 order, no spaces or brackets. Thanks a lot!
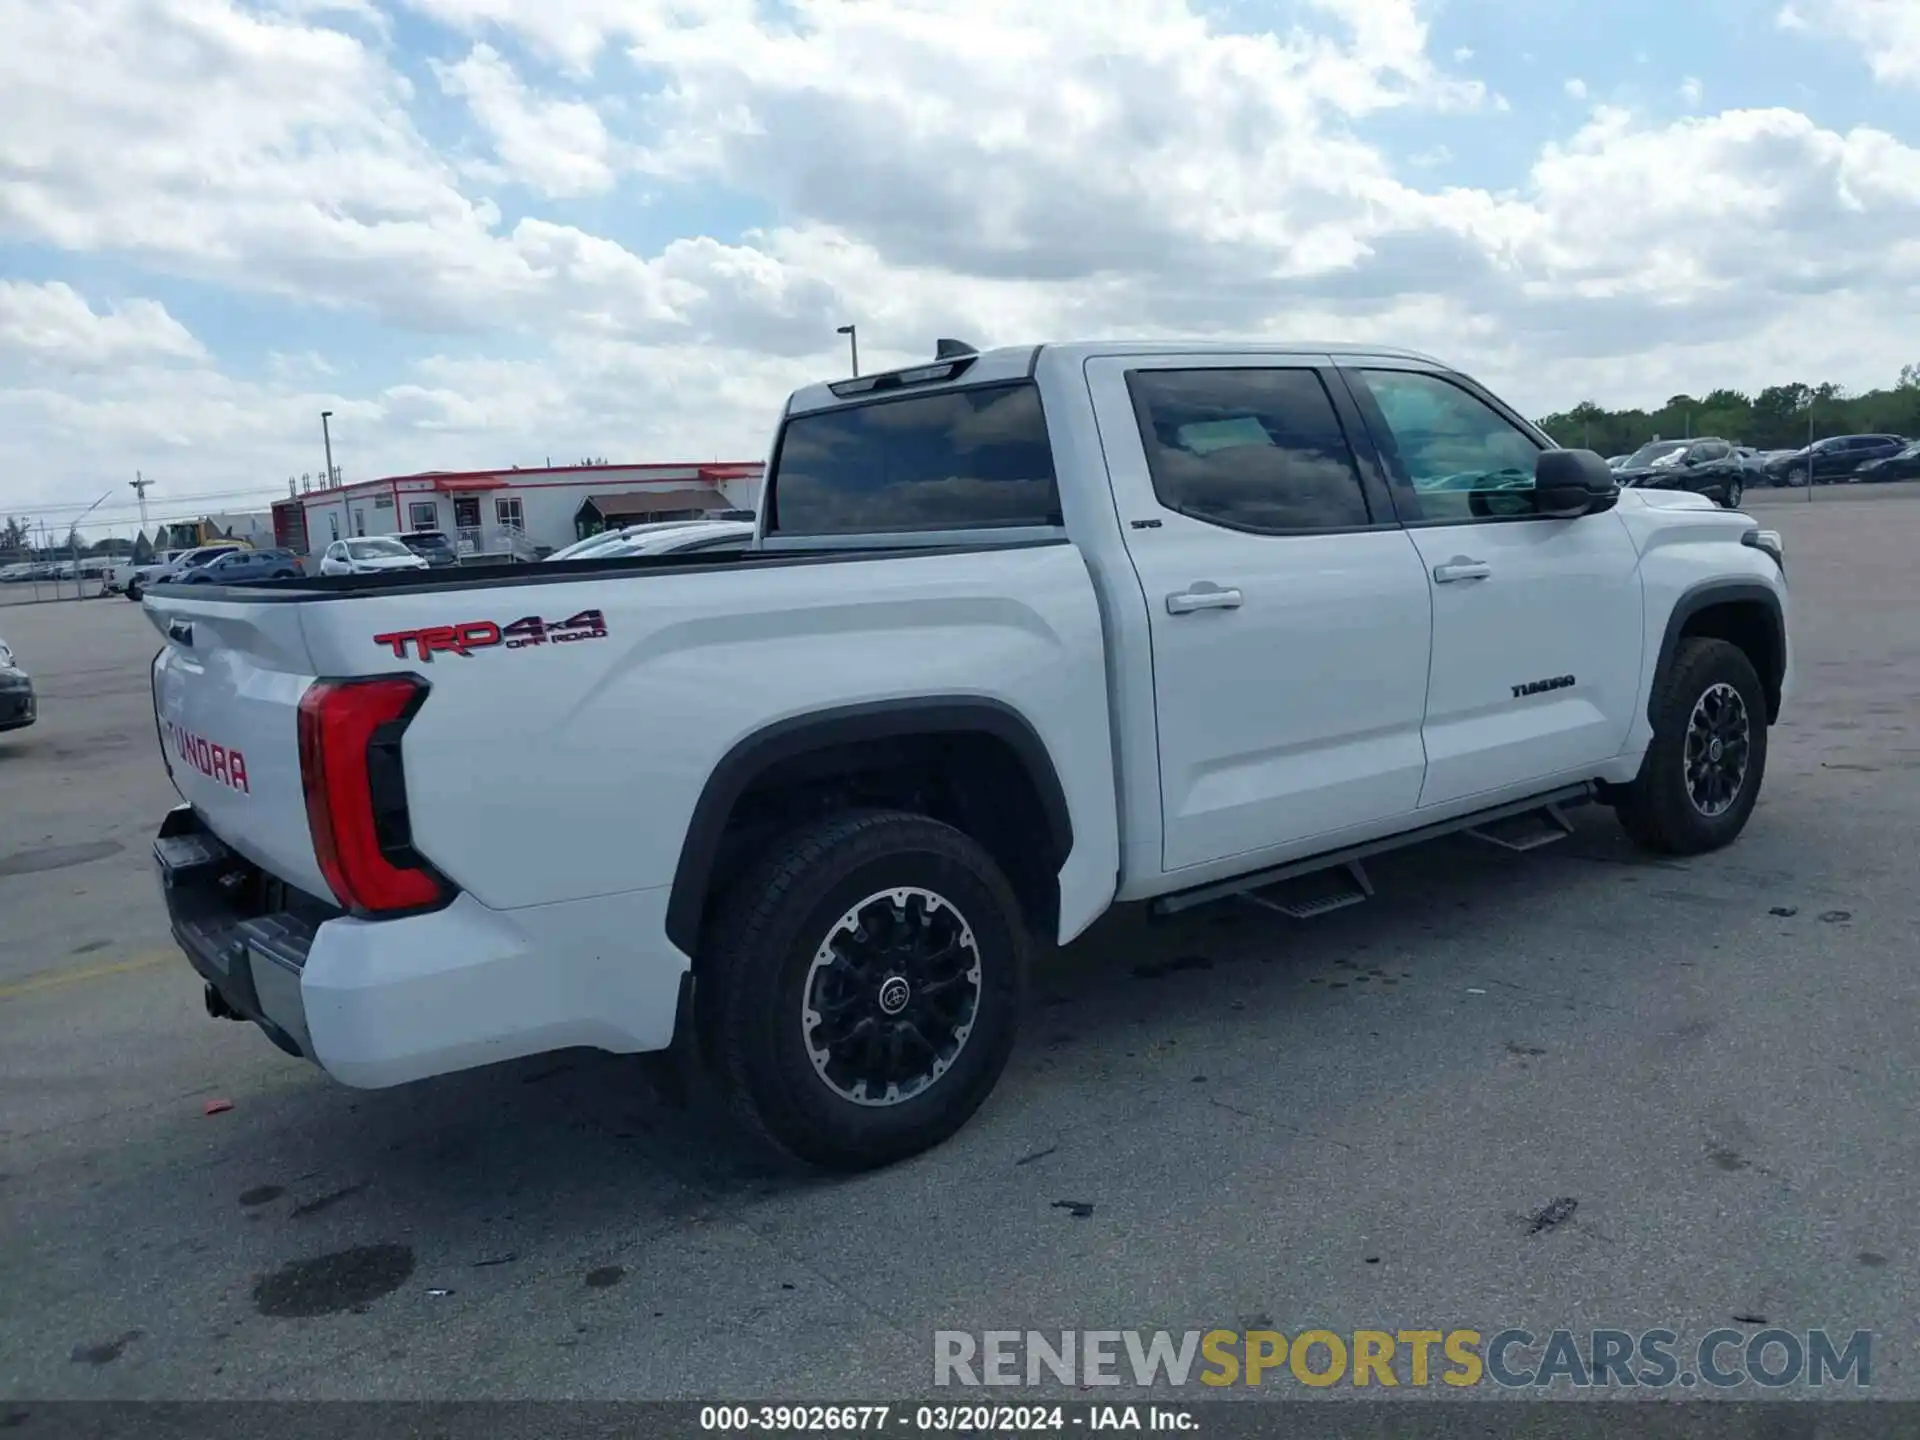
0,525,142,606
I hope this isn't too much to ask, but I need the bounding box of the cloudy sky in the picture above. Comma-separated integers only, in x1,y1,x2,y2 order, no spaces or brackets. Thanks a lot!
2,0,1918,535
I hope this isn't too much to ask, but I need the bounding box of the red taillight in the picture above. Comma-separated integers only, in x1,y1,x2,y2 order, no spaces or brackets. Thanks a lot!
296,675,447,916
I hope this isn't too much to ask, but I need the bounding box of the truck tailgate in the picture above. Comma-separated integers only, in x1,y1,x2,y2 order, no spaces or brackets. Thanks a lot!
145,591,333,900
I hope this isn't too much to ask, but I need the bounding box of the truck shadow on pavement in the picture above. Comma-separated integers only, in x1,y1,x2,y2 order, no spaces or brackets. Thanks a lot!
210,805,1722,1227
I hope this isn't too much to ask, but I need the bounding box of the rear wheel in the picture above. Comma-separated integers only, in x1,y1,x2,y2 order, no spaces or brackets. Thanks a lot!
1614,637,1768,855
699,810,1029,1171
1722,476,1744,508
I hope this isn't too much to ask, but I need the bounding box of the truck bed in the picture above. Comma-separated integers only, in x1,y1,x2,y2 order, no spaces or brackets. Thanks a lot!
147,537,1065,603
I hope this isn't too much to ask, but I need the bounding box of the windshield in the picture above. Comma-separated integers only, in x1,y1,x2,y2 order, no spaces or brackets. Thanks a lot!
1624,441,1688,468
402,532,452,550
347,538,412,559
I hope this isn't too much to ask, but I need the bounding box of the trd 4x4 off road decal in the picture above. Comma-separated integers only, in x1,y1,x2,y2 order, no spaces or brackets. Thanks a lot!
374,610,608,662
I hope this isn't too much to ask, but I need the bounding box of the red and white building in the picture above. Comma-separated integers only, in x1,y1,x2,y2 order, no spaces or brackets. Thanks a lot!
272,460,765,561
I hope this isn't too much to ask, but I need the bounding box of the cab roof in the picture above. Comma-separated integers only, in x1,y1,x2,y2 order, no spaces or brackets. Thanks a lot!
784,339,1448,416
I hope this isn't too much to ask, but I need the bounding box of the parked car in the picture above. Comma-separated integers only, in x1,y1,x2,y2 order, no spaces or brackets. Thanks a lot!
544,520,715,563
0,636,34,734
317,537,431,576
1763,434,1908,487
1613,437,1748,508
395,530,461,568
177,548,304,585
147,337,1791,1172
550,520,756,562
1855,440,1920,483
127,546,241,600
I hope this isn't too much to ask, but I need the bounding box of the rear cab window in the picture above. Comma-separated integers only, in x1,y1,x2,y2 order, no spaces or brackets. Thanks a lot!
764,382,1061,538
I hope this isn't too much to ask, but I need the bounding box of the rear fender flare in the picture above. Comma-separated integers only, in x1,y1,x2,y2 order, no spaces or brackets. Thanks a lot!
664,697,1073,955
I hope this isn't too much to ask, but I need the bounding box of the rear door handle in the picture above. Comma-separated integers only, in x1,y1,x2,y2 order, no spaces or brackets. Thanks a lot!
1166,583,1243,614
1432,558,1492,584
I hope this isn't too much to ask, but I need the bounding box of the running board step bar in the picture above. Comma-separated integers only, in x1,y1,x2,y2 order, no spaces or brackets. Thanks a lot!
1239,861,1374,919
1150,783,1596,920
1465,802,1576,853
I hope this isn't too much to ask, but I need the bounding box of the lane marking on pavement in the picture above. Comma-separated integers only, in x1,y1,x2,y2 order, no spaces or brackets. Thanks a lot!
0,950,176,1002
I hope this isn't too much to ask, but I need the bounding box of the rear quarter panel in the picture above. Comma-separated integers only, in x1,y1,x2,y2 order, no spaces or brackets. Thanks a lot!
295,544,1121,940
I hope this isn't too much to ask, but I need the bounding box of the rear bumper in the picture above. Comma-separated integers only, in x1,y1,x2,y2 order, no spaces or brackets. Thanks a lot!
157,805,689,1088
156,806,323,1059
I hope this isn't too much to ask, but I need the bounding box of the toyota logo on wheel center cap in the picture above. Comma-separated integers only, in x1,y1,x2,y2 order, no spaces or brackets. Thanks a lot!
877,976,911,1015
1709,738,1724,761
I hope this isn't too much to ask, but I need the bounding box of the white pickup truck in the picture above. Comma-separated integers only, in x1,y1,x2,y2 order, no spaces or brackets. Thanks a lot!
146,340,1790,1170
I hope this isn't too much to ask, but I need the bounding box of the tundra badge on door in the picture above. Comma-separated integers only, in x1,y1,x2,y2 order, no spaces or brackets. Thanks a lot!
1511,674,1576,698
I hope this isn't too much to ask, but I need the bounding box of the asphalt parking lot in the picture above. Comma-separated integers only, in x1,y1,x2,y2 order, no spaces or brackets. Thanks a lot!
3,489,1919,1404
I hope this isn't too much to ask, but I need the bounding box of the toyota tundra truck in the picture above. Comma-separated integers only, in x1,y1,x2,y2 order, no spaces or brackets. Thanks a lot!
146,339,1791,1171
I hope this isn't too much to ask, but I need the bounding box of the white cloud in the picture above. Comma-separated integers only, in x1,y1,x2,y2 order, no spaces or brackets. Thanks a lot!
0,281,206,369
433,43,617,198
1565,77,1589,100
1679,76,1704,107
1782,0,1920,85
4,0,1920,524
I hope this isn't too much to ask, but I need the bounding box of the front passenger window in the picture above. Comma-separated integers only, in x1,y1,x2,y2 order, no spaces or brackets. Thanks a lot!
1355,369,1544,523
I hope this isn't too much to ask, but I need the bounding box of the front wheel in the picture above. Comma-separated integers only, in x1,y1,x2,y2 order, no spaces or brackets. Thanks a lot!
125,582,142,601
1722,476,1744,509
699,810,1029,1171
1787,466,1808,488
1613,638,1768,855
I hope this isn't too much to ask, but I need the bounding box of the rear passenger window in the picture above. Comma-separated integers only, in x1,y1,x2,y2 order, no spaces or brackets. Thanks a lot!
1125,368,1373,533
767,382,1060,536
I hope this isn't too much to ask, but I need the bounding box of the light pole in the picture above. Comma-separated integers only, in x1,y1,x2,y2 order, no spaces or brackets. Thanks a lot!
1806,402,1815,504
836,324,859,377
129,470,153,546
72,487,111,595
321,410,337,488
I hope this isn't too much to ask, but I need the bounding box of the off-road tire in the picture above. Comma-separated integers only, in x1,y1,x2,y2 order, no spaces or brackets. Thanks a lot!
699,809,1029,1171
1614,637,1768,855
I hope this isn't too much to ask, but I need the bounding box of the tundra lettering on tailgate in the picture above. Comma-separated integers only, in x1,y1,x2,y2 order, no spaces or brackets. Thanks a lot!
373,610,608,663
164,721,250,793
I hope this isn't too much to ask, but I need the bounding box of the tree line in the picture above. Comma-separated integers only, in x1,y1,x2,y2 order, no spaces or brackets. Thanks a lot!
1537,365,1920,458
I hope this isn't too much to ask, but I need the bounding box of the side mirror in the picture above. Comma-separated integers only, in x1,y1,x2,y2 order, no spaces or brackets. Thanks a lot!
1534,448,1618,519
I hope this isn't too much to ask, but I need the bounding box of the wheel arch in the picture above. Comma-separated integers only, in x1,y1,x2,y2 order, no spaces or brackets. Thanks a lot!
665,697,1074,957
1653,581,1785,724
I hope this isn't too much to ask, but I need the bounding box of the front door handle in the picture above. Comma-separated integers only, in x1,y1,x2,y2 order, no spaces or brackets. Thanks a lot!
1432,557,1492,584
1166,583,1244,614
